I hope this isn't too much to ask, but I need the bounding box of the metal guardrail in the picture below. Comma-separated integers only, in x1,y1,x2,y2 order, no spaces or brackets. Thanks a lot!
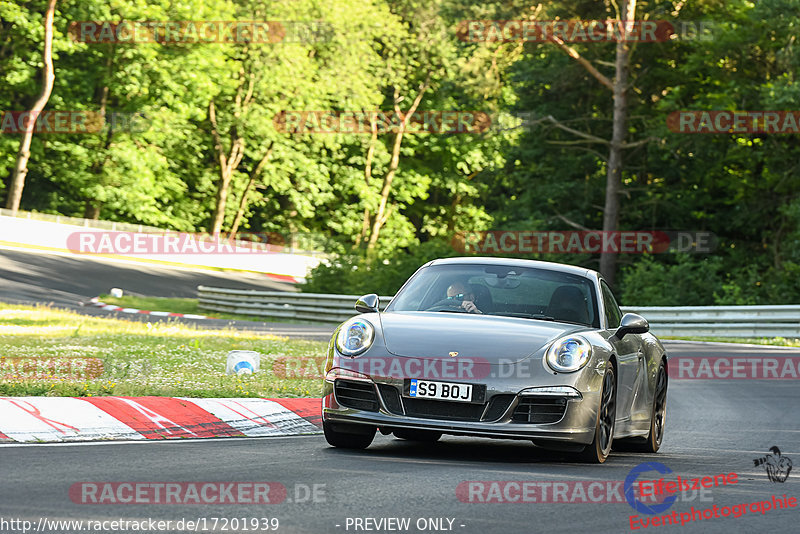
197,286,800,337
198,287,393,324
620,305,800,338
0,207,151,232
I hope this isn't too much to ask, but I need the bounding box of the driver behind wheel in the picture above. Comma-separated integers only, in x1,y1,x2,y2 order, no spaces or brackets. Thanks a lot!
446,281,482,314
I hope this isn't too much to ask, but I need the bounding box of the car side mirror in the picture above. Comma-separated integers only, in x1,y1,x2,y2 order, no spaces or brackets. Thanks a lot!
355,293,379,314
614,313,649,339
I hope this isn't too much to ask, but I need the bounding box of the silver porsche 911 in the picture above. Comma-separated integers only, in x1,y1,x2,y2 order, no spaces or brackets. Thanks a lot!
321,257,668,463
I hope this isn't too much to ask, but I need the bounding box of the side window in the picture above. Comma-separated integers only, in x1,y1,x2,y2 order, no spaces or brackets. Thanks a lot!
601,281,623,329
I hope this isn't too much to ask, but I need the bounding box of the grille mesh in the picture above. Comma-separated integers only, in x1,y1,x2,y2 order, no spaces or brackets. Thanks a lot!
512,396,568,424
334,379,379,411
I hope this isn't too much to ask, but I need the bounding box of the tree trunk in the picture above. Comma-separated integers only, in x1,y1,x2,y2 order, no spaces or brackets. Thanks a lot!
84,48,115,216
208,99,244,235
208,61,254,235
357,114,378,249
366,120,405,252
5,0,58,214
210,166,234,235
83,201,101,220
229,141,274,236
599,1,636,286
366,75,431,252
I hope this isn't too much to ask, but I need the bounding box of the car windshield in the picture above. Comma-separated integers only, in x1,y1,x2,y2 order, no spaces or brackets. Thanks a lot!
386,263,600,328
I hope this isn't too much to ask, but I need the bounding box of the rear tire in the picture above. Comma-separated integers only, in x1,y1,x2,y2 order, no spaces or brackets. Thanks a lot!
393,429,442,442
624,361,667,453
323,421,376,449
579,364,616,464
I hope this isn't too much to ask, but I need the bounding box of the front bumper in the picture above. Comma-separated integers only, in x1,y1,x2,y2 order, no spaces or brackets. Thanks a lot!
322,375,600,445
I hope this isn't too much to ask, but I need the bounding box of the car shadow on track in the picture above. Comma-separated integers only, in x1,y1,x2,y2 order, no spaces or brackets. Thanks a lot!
322,436,588,465
319,435,665,468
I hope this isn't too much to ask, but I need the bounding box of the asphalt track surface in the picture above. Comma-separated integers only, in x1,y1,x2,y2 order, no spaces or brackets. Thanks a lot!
2,342,799,534
0,248,334,339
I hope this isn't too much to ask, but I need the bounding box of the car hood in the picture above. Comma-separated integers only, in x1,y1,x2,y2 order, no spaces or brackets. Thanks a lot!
379,311,587,364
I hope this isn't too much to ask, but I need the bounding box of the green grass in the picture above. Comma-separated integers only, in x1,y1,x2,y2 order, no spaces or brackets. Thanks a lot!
663,336,800,347
0,303,327,398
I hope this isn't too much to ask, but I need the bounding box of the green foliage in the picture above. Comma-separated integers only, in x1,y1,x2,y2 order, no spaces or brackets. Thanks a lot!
715,262,800,305
302,239,459,295
619,255,724,306
3,0,800,305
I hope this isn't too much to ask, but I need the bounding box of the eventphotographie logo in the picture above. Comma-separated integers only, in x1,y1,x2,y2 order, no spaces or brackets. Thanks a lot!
753,447,793,483
625,462,737,516
625,462,678,515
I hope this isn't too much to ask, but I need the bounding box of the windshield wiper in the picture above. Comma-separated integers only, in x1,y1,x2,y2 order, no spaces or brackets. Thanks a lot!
496,313,590,326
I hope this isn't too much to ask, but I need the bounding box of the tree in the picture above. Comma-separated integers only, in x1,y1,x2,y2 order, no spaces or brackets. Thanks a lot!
364,74,431,253
5,0,57,214
539,0,648,285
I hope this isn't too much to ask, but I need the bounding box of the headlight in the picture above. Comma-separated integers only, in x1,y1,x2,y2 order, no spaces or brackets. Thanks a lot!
545,336,592,373
335,318,375,356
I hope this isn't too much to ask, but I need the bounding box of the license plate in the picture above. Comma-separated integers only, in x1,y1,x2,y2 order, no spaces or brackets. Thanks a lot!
408,379,473,402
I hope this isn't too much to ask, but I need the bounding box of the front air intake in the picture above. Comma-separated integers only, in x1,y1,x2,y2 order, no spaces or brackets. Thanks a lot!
334,379,379,411
512,396,568,424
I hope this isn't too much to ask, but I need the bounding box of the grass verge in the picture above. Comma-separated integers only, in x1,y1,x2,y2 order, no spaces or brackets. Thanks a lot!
0,302,326,398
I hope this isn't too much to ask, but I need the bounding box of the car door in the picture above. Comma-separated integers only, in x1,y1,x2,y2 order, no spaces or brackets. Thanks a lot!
601,281,644,433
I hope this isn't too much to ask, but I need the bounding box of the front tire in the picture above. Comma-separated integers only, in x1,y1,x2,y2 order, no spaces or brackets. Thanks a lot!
323,421,376,449
579,364,616,464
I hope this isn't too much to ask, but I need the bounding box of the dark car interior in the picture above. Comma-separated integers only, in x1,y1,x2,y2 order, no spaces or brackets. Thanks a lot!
390,264,599,327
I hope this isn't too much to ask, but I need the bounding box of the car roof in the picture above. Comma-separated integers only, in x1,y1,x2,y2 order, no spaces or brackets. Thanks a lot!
427,256,598,280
